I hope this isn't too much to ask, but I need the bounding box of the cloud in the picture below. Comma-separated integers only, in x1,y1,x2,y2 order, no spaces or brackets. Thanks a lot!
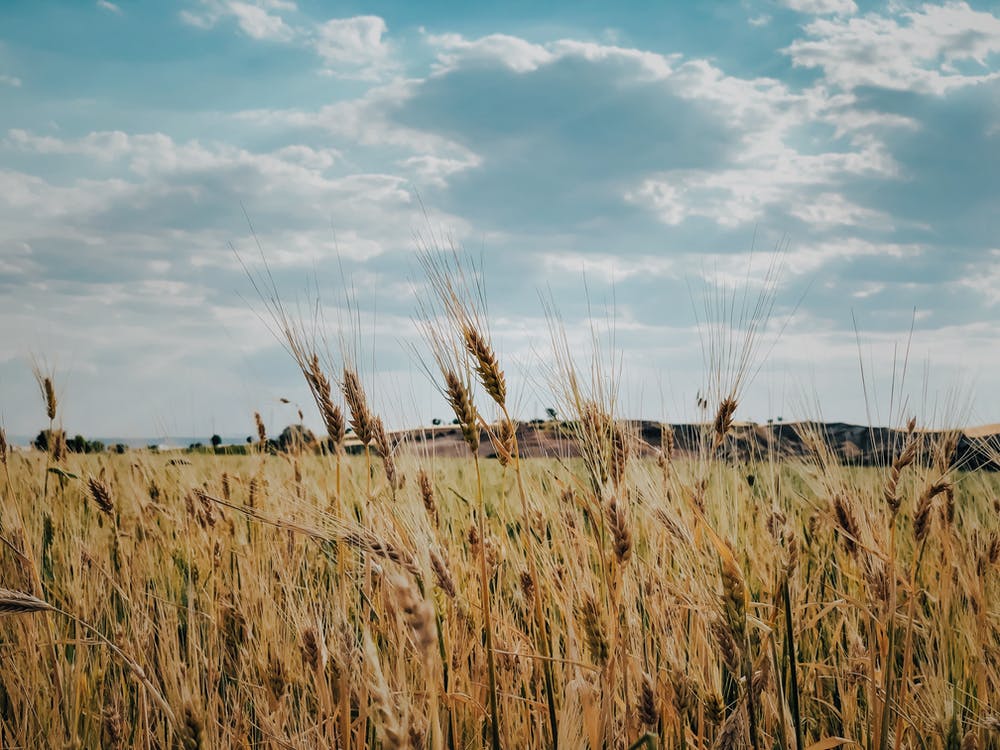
786,2,1000,93
180,3,394,78
389,29,940,245
390,37,744,234
0,127,470,276
427,32,557,73
227,1,294,41
962,249,1000,305
313,16,392,78
233,78,476,161
0,74,21,87
181,0,294,41
779,0,857,15
96,0,122,14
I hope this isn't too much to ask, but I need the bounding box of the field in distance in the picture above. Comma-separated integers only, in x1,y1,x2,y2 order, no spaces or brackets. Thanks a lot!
0,434,997,749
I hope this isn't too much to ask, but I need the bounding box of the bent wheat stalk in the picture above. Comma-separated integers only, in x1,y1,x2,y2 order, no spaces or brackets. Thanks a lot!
0,588,176,727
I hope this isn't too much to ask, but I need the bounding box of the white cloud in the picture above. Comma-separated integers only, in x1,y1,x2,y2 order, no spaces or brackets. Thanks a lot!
788,192,891,230
786,2,1000,93
779,0,857,15
426,31,677,79
0,74,21,87
677,240,918,289
178,9,214,29
312,15,391,77
96,0,122,13
272,144,340,169
180,0,293,40
411,29,941,236
962,249,1000,305
181,4,395,78
541,252,676,283
427,32,555,73
227,1,294,41
1,128,471,269
627,137,898,229
0,241,37,276
234,79,475,159
398,154,481,187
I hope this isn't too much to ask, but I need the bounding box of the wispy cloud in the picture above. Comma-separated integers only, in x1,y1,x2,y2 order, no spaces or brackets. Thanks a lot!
786,1,1000,93
180,0,294,41
778,0,857,16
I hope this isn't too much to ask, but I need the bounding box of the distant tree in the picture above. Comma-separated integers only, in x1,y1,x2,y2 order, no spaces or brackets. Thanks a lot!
452,418,460,425
33,429,66,453
113,443,127,454
211,434,222,450
64,434,106,453
432,418,442,426
545,407,558,421
246,436,253,444
777,416,783,423
277,424,317,453
68,434,88,453
767,418,774,426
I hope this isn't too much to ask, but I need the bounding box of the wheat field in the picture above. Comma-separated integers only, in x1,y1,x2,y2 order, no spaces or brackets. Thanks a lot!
1,262,999,750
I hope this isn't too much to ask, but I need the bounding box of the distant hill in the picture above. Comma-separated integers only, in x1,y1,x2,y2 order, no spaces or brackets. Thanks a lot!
391,421,1000,470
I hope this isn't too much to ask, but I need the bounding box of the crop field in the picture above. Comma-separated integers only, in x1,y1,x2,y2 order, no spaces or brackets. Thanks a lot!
2,403,999,750
2,259,999,750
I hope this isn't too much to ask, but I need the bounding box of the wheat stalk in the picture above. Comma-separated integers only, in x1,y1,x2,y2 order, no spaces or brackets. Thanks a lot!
0,589,176,726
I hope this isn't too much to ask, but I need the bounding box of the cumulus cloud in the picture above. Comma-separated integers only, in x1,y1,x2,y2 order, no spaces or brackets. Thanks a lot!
786,2,1000,93
180,3,395,78
313,15,393,78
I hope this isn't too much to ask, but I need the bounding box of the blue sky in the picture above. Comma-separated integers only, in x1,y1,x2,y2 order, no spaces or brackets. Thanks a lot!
1,0,999,439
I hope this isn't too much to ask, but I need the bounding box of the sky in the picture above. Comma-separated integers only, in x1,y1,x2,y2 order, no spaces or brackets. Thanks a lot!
1,0,999,440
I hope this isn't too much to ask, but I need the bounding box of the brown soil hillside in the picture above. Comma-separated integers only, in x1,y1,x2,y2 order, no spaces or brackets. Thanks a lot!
385,421,1000,469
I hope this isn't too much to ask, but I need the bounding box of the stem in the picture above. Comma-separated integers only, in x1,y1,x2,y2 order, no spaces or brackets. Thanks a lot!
744,646,760,750
364,444,371,501
782,577,803,750
50,606,176,728
509,426,559,748
877,522,898,750
474,454,502,750
35,420,67,737
892,538,928,748
336,450,342,503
